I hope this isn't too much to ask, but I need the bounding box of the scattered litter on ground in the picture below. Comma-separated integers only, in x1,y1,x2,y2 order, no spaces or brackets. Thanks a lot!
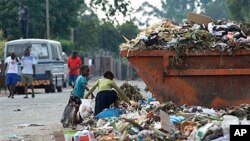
59,82,249,141
14,108,21,112
14,123,45,128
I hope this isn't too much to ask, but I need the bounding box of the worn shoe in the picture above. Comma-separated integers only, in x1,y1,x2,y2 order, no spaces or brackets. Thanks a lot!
23,96,28,98
8,95,11,98
11,96,14,99
32,94,35,98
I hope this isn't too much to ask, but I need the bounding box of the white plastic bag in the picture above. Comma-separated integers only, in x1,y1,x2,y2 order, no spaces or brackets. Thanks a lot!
78,99,95,119
221,115,239,135
81,99,95,111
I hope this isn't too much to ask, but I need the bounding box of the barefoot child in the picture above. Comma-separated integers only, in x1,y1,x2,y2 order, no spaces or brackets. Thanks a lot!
61,65,92,128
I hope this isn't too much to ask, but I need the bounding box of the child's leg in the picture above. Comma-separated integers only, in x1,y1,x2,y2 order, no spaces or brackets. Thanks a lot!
72,107,79,128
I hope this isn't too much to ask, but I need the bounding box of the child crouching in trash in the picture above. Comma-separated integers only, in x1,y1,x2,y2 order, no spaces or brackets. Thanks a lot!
84,71,131,116
61,65,93,129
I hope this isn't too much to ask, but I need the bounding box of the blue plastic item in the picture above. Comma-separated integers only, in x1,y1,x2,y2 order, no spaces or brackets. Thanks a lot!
95,108,123,119
147,97,156,104
169,115,185,124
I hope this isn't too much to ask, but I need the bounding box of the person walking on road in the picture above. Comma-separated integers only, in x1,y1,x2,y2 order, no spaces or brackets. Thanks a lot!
21,48,36,98
2,52,20,98
67,51,82,88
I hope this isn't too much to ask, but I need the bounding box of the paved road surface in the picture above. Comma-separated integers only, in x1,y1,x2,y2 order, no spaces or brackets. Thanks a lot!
0,79,147,140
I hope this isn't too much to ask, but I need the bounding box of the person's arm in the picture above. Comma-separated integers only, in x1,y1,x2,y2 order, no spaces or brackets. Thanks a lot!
32,57,36,77
3,58,8,75
32,64,35,77
20,57,23,71
2,63,7,76
16,57,20,62
111,82,131,104
84,80,99,99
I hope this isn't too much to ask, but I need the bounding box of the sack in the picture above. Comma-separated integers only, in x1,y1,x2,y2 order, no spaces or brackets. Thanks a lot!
60,103,74,127
81,99,95,112
78,99,95,119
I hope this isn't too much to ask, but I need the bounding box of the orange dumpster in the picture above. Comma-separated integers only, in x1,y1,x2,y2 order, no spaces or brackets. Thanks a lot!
121,49,250,108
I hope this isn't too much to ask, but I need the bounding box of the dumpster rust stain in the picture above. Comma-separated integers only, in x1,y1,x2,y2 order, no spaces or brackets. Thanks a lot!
211,97,250,108
164,77,198,106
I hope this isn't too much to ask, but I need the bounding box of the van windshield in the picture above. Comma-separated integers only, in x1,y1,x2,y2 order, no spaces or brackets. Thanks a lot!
7,43,49,60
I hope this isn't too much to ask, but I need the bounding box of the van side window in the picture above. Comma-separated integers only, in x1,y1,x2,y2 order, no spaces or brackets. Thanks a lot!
51,43,59,60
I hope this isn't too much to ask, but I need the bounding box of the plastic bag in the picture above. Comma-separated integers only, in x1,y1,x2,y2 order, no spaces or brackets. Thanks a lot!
221,115,239,135
81,99,95,112
95,108,123,119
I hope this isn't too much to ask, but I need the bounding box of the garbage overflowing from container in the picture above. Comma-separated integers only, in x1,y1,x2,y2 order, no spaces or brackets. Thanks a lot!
119,19,250,53
119,14,250,108
60,82,249,141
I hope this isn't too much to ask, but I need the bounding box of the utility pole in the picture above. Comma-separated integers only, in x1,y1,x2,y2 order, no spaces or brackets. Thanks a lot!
71,28,75,50
46,0,50,39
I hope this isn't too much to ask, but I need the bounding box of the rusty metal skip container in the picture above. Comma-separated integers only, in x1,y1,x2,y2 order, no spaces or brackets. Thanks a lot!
121,49,250,108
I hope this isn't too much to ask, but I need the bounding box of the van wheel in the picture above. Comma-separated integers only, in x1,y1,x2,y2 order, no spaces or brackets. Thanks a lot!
50,84,55,93
57,86,62,92
45,86,51,93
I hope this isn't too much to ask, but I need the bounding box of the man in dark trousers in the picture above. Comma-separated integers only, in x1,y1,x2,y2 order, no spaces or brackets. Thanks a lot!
18,2,29,39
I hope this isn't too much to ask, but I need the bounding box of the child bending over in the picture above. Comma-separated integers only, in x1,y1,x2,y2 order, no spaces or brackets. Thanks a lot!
84,71,130,116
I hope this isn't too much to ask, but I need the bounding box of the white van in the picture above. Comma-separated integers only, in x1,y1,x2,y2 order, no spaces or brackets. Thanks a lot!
4,39,67,93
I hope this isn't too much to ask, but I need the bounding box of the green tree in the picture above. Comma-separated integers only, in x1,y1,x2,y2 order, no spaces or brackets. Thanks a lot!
134,0,229,26
98,22,120,53
227,0,250,22
117,21,138,40
135,0,196,25
0,0,20,40
0,0,84,40
90,0,132,23
203,0,228,20
74,13,100,54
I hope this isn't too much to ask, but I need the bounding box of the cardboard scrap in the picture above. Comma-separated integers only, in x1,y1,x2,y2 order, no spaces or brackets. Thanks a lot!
187,12,212,27
160,110,173,133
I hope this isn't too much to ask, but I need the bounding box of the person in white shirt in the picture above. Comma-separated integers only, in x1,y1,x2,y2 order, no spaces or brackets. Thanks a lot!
3,52,19,98
21,48,36,98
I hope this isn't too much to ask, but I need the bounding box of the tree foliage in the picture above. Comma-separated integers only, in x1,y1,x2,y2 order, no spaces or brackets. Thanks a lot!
134,0,229,25
0,0,20,40
227,0,250,22
203,0,228,20
0,0,138,56
135,0,196,25
90,0,132,23
74,13,100,54
0,0,84,40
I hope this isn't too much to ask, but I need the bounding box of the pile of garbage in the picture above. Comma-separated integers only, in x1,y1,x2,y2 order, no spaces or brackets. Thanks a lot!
120,82,143,101
65,84,250,141
119,20,250,54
